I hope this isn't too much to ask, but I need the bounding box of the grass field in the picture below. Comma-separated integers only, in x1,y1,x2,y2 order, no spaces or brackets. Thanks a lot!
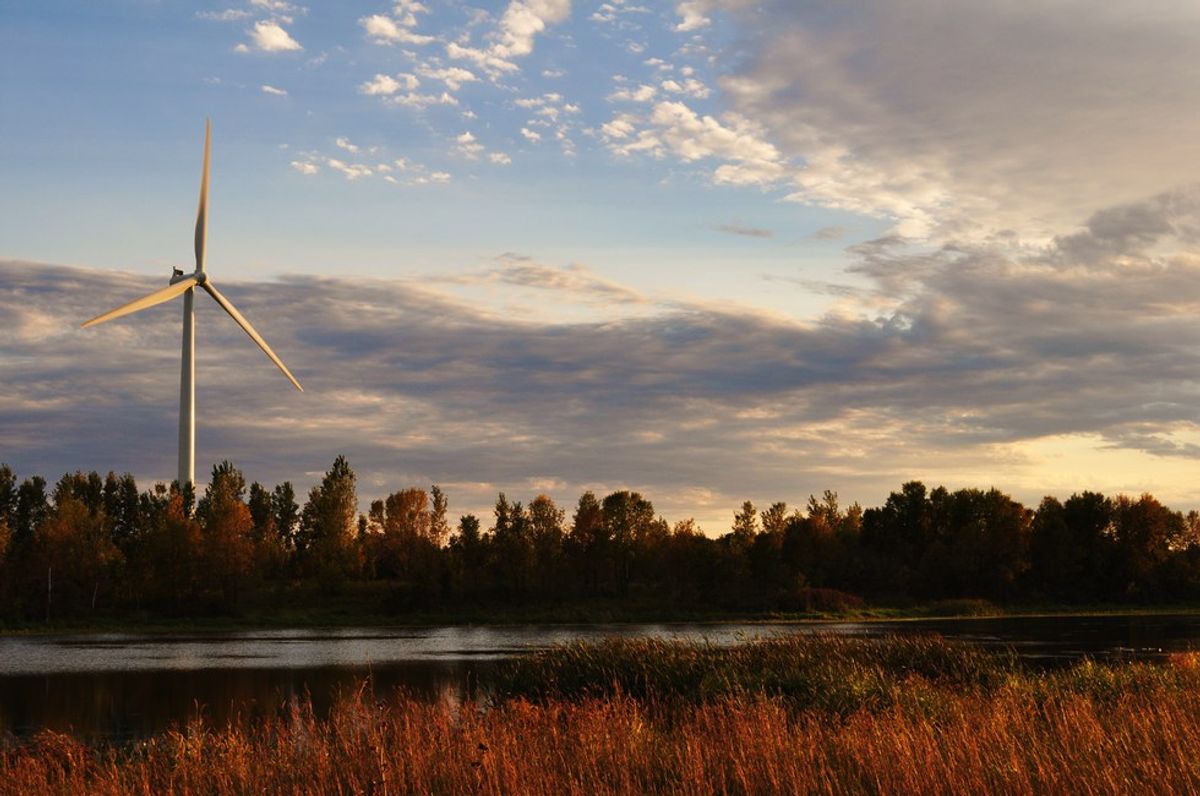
4,635,1200,794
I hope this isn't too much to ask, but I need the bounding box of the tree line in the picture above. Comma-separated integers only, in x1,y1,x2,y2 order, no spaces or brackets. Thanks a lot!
2,457,1200,620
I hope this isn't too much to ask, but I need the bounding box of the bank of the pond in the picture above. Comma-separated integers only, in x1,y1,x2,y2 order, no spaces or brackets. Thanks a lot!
8,591,1200,637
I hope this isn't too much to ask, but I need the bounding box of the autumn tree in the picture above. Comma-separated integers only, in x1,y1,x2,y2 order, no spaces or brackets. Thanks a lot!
0,465,15,578
34,494,122,615
198,462,256,605
429,485,450,547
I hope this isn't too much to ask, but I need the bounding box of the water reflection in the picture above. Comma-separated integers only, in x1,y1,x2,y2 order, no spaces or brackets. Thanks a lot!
3,615,1200,741
0,661,494,742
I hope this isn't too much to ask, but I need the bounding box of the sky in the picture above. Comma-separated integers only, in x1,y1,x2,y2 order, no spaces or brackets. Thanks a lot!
5,0,1200,531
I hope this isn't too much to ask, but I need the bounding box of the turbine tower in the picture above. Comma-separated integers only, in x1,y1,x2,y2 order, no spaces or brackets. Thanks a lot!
82,120,302,488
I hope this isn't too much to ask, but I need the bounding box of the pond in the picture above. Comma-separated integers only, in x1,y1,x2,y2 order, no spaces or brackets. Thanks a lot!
3,614,1199,741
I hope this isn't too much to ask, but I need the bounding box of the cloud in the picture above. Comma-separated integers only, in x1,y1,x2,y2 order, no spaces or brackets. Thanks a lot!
387,91,458,108
649,101,784,185
493,0,571,58
608,83,657,103
261,84,288,96
326,158,372,180
197,9,251,21
247,20,302,52
250,0,300,11
360,73,416,96
716,222,772,239
446,0,571,79
660,77,710,99
445,42,518,77
455,131,484,159
415,65,478,91
485,254,644,304
12,197,1200,525
360,13,434,45
520,127,541,143
291,160,319,175
810,225,846,241
488,152,513,165
675,0,712,31
335,137,359,154
709,0,1200,240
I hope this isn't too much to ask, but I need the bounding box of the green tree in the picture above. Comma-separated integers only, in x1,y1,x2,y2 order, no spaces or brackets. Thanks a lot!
491,495,535,598
271,481,300,553
298,456,360,586
0,465,16,528
528,494,566,594
14,476,49,545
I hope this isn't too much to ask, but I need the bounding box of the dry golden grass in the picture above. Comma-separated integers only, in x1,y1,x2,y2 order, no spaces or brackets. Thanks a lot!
6,640,1200,794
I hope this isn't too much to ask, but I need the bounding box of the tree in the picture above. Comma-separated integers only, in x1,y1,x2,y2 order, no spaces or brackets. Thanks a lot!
528,494,566,594
760,502,790,536
732,501,759,544
103,472,142,551
366,488,431,580
271,481,300,554
199,462,255,605
491,495,535,598
448,513,485,597
34,494,122,615
807,491,842,528
1111,494,1182,599
298,456,360,586
429,485,450,547
135,489,203,612
602,491,657,595
14,476,49,545
0,465,16,529
247,483,274,541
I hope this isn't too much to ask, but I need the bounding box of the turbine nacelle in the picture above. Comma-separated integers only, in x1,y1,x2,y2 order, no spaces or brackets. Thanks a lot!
169,269,207,286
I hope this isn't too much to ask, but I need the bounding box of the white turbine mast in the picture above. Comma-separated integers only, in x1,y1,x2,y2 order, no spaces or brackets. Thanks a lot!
82,120,302,488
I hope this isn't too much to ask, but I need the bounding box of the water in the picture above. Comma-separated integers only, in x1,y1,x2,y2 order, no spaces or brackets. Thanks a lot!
3,614,1200,741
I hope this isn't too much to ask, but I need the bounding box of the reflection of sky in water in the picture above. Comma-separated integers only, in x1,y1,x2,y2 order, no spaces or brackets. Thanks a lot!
3,617,1200,741
2,615,1200,677
0,624,805,675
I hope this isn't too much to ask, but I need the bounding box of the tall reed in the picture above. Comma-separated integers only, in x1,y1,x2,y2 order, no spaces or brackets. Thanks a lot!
5,637,1200,794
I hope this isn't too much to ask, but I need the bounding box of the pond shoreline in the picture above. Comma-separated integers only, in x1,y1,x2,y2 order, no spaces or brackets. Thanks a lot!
6,600,1200,637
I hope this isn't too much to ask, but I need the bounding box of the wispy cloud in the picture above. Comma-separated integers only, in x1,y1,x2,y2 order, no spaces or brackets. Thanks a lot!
196,9,251,22
716,221,772,239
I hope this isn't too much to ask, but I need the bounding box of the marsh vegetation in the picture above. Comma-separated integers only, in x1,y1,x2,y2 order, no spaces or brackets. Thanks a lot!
5,635,1200,794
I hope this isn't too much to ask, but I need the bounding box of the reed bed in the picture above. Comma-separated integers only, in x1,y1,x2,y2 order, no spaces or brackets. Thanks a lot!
5,636,1200,794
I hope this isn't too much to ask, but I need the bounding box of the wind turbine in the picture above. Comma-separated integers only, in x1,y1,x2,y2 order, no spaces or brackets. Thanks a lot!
82,120,302,488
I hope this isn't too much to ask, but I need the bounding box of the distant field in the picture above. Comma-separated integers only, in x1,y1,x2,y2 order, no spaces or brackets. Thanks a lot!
4,635,1200,794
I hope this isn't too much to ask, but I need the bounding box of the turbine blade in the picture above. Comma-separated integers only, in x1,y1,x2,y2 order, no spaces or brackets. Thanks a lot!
202,281,303,392
81,278,197,328
194,119,211,272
